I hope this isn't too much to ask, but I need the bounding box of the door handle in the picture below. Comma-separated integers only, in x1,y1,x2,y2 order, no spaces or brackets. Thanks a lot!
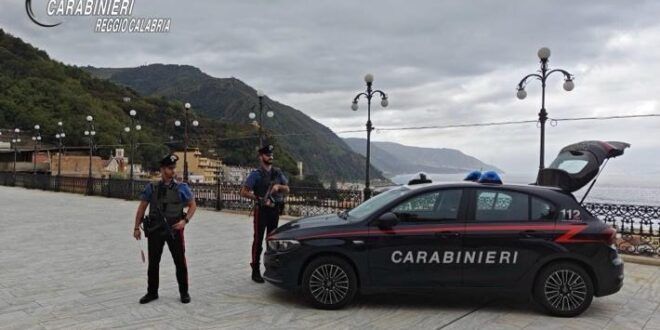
435,231,461,238
519,230,539,238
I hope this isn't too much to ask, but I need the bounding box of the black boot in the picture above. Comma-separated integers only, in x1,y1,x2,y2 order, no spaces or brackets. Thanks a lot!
180,292,191,304
139,293,158,304
251,265,264,283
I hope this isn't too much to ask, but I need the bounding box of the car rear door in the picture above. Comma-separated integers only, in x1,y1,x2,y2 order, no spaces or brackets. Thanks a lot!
461,188,558,287
366,188,466,288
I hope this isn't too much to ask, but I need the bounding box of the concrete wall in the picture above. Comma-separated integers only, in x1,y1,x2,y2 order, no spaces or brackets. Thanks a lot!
50,154,105,178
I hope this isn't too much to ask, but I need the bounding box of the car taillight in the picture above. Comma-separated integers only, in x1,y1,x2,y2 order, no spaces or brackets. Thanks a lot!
603,227,617,245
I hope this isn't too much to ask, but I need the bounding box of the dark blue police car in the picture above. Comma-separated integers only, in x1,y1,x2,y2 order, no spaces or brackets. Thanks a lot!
263,141,628,317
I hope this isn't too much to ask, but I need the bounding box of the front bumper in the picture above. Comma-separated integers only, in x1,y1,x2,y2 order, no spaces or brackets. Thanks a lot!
263,248,306,291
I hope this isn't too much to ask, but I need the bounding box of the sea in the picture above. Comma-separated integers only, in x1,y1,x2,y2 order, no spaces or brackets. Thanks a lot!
390,173,660,206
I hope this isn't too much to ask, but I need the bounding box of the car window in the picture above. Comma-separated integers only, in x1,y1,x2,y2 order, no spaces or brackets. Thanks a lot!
475,189,528,222
391,189,462,222
347,186,409,220
557,159,589,174
531,197,556,221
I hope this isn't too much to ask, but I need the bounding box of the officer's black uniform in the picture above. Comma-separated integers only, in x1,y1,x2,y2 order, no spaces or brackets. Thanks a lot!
244,145,288,282
139,154,193,304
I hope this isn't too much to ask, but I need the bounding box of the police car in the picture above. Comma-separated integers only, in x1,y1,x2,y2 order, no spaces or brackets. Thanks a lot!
263,141,628,317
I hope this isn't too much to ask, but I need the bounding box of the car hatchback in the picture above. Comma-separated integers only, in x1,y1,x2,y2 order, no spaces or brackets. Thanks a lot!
263,141,627,317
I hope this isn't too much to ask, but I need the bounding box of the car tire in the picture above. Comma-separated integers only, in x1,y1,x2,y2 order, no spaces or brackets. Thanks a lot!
533,261,594,317
301,256,358,310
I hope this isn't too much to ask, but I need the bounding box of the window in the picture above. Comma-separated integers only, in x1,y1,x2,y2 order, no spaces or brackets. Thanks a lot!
475,190,528,222
557,159,589,174
391,189,462,222
347,186,409,220
549,151,590,174
531,197,556,221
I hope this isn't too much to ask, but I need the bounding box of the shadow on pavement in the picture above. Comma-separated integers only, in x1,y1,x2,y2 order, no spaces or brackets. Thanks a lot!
266,288,538,314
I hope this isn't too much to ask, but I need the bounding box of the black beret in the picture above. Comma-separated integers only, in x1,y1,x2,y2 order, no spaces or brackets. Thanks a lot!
258,144,274,155
160,154,179,166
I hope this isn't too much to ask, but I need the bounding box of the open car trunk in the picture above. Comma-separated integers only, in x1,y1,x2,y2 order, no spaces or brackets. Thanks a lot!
536,141,630,192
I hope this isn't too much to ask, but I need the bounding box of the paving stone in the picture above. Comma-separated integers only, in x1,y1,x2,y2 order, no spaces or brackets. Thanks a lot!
0,186,658,329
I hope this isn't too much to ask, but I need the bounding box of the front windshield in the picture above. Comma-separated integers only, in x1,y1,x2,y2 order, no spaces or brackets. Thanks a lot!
347,187,410,221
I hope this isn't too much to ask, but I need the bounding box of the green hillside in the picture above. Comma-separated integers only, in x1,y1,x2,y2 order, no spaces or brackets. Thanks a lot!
84,64,386,182
0,29,298,174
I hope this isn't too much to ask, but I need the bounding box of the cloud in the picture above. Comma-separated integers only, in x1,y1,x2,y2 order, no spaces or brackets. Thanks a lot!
2,0,659,175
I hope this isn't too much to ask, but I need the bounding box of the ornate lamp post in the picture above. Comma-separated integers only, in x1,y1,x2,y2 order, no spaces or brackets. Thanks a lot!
55,121,65,178
215,156,225,211
125,109,142,195
31,124,42,174
84,115,96,194
249,90,274,147
516,47,574,171
175,102,198,182
11,128,21,185
351,73,388,200
54,121,65,191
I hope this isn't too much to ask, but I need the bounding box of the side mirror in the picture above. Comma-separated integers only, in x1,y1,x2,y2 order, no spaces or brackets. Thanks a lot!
376,212,399,229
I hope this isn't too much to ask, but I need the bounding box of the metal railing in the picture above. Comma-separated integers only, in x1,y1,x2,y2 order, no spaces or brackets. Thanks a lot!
584,203,660,257
1,172,658,257
0,172,363,217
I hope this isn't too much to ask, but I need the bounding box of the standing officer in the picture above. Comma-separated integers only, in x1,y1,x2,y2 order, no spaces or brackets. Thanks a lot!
133,154,197,304
240,145,289,283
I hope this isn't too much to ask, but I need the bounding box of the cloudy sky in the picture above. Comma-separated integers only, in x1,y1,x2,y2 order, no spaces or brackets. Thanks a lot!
1,0,659,178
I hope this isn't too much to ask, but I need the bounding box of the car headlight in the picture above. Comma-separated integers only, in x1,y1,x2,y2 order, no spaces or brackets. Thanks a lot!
267,239,300,252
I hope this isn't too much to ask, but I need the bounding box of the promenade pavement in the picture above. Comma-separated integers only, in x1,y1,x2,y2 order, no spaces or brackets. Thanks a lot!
0,186,658,329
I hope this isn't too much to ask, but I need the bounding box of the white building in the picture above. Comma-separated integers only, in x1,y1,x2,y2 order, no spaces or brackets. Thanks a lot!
223,165,254,184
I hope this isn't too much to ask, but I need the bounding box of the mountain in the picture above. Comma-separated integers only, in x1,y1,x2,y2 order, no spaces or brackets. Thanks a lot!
0,29,299,173
84,64,386,182
344,138,503,177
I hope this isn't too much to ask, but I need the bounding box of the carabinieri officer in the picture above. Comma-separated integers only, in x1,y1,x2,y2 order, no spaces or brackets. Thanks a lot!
133,154,197,304
240,145,289,283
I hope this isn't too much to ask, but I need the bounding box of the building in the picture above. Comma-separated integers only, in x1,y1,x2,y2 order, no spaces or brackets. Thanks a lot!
50,153,106,178
223,165,253,184
103,158,121,174
0,140,145,179
336,182,365,190
0,147,51,173
103,148,144,179
0,133,51,173
173,148,223,183
48,147,140,179
297,161,304,180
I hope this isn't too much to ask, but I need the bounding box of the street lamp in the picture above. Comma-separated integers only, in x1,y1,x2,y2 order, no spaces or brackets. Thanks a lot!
55,121,65,179
11,128,21,185
84,115,96,194
175,102,198,182
125,108,142,195
516,47,574,172
249,89,274,147
351,73,388,200
31,124,42,174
